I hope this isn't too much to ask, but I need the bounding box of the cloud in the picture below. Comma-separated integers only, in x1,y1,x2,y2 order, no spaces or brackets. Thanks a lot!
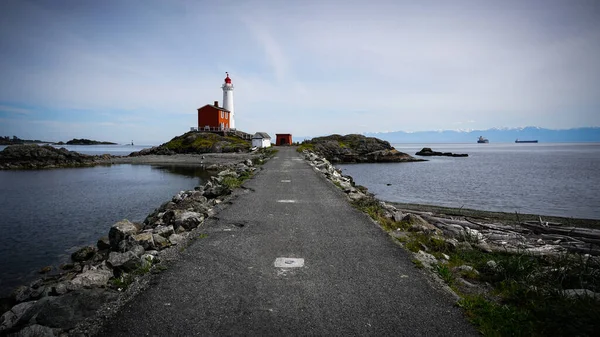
1,0,599,142
0,105,33,115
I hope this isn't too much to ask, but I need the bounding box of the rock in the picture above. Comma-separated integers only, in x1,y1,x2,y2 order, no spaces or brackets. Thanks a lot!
97,236,111,250
107,251,141,272
0,301,37,332
391,211,405,222
153,225,174,238
130,244,145,258
404,214,440,234
203,184,231,199
71,246,96,262
456,265,479,275
244,159,253,167
415,250,438,269
0,144,97,170
19,289,118,330
563,289,600,299
174,211,205,231
168,233,185,245
69,269,113,288
140,254,156,269
302,134,424,163
218,169,238,178
486,260,498,269
108,219,140,250
12,324,55,337
415,147,468,157
12,286,43,303
132,232,155,250
38,266,52,274
152,234,170,250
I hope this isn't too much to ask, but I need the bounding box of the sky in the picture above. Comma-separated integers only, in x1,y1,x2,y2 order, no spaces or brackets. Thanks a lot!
0,0,599,145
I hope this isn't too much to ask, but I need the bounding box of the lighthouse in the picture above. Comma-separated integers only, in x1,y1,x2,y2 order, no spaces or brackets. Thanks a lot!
222,72,235,129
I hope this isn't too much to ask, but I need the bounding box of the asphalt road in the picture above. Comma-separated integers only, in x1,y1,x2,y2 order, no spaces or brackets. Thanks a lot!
98,147,477,336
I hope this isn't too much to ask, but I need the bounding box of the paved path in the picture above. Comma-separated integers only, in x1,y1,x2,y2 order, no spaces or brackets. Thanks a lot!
99,147,476,336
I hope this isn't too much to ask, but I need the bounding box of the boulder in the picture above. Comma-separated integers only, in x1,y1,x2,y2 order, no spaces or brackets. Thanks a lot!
168,233,186,245
71,246,96,262
0,301,37,332
218,169,238,178
132,232,155,250
11,324,55,337
203,184,232,199
153,225,174,238
174,211,205,231
415,250,438,269
18,289,118,330
107,251,141,272
97,236,111,250
108,219,140,250
152,234,170,250
69,269,113,289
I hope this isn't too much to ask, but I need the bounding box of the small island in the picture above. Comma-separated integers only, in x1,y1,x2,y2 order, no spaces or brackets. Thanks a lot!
415,147,468,157
62,139,118,145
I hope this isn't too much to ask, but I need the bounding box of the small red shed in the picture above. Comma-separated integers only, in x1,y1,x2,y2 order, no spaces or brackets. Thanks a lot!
197,101,231,131
275,134,292,145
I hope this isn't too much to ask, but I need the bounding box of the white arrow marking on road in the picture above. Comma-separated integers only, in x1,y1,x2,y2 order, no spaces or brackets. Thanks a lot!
277,200,296,203
281,180,291,183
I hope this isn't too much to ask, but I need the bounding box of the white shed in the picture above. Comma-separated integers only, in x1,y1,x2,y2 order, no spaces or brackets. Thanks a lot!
252,132,271,148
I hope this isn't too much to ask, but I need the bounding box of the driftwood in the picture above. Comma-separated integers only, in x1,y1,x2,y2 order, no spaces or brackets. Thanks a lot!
400,207,600,256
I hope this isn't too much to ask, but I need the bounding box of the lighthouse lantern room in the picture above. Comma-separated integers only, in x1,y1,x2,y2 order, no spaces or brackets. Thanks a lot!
222,72,235,129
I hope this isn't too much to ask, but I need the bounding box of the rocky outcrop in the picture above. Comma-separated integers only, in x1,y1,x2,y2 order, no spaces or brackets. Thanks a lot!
0,144,102,170
129,131,250,156
415,148,468,157
0,150,275,336
302,134,424,163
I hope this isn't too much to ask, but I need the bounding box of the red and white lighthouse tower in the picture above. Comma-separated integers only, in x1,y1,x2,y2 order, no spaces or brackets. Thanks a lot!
222,72,235,129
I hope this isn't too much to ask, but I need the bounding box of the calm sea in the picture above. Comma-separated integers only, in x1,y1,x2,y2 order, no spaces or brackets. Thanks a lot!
338,143,600,220
0,164,210,297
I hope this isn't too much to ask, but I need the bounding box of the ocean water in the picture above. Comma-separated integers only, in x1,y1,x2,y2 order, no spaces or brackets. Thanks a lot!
0,164,210,296
338,143,600,220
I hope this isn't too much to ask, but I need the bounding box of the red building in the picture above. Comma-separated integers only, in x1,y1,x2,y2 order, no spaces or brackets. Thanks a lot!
197,101,231,131
275,134,293,145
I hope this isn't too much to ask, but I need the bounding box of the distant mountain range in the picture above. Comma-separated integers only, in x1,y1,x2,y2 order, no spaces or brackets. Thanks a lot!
363,127,600,143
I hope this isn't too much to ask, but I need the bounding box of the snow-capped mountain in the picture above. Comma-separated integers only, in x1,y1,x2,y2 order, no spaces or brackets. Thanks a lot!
362,127,600,143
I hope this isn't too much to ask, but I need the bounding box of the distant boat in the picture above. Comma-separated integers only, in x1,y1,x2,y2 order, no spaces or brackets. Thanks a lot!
515,139,538,143
477,136,489,143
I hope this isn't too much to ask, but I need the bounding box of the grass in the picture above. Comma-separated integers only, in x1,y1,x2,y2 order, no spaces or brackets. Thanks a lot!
350,196,600,336
109,256,155,290
163,132,250,153
296,142,315,153
221,170,253,189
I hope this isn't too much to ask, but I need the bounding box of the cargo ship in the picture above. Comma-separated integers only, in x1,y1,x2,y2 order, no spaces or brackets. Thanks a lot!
515,139,538,143
477,136,489,143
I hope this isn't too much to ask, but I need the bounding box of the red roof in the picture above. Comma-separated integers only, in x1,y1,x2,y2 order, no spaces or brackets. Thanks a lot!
224,72,232,84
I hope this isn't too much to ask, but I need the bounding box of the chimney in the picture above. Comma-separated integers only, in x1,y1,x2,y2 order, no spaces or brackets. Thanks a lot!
214,101,218,107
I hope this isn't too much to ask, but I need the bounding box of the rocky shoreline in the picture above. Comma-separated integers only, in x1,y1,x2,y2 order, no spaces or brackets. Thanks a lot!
0,150,275,336
0,144,261,170
299,134,425,163
300,148,600,335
